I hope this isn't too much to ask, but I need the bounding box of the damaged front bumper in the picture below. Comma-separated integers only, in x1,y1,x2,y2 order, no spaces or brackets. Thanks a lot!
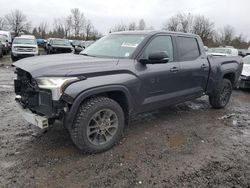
14,69,67,127
16,100,49,129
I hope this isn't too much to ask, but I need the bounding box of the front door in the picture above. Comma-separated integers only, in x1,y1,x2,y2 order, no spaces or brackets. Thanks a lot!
135,35,182,112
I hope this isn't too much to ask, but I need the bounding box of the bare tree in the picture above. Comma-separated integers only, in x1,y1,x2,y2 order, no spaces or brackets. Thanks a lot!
5,9,31,36
111,23,127,32
192,15,214,44
220,25,235,46
38,22,48,38
163,16,179,31
0,17,7,30
63,16,72,38
85,19,93,40
52,18,64,38
138,19,146,30
163,13,193,33
70,8,85,38
128,22,136,30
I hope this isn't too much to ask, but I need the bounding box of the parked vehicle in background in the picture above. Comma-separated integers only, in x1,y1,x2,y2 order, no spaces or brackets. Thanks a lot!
238,49,248,57
75,40,95,54
46,38,73,54
0,34,9,55
71,40,82,48
11,36,39,61
0,42,3,58
207,47,238,56
0,30,12,46
36,39,47,47
20,35,36,39
239,55,250,88
13,31,243,153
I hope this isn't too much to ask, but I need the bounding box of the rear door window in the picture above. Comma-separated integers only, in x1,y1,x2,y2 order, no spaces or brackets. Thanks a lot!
177,37,200,61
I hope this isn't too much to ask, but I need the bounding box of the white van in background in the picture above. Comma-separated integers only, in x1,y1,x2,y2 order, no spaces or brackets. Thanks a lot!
0,30,12,45
11,35,38,61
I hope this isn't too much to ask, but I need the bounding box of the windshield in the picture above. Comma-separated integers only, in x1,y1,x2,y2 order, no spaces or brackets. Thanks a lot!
51,39,71,46
208,48,231,54
80,34,145,58
243,56,250,64
13,38,37,45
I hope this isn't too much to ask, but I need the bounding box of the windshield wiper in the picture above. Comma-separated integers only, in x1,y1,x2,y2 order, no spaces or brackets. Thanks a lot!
81,53,89,56
81,53,96,57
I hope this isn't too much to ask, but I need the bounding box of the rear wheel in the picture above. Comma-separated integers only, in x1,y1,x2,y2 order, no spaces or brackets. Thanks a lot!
209,78,232,109
70,97,125,153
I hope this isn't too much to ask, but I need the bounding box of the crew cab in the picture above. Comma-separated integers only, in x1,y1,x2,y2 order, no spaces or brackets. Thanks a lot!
11,36,38,61
45,38,73,54
13,31,243,153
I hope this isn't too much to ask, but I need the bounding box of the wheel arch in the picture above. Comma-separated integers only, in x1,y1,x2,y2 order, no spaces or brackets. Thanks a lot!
223,72,236,86
64,85,132,130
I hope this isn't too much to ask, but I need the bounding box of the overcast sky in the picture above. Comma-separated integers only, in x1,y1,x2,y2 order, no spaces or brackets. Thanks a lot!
0,0,249,40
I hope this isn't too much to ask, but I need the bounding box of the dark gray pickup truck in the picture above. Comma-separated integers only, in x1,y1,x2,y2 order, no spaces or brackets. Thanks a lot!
13,31,243,153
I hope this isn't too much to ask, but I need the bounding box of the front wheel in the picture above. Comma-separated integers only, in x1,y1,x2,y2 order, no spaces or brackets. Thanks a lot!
209,78,232,109
70,97,125,153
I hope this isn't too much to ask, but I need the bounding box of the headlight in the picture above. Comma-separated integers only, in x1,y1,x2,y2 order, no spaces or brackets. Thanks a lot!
36,77,79,92
32,47,37,52
13,47,18,51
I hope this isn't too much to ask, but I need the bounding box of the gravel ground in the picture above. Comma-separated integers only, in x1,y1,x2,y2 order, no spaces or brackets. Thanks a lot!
0,56,250,187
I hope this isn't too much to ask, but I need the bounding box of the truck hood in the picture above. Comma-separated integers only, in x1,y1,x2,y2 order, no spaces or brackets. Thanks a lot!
12,44,37,48
13,54,119,78
242,64,250,76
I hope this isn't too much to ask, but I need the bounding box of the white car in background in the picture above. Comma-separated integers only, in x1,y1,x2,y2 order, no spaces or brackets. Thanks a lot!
0,30,12,45
207,47,238,57
239,55,250,89
11,35,38,61
0,34,9,55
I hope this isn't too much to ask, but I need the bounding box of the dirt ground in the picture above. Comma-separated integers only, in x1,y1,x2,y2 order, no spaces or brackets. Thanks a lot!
0,55,250,188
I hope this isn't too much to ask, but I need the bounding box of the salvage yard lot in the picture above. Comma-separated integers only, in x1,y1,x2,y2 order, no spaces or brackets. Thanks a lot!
0,57,250,187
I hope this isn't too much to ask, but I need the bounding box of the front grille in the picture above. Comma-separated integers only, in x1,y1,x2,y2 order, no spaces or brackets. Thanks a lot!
16,47,35,52
53,47,72,53
14,68,39,108
14,69,54,117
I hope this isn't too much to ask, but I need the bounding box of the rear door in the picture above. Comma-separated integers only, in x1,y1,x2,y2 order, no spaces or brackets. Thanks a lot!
175,36,209,99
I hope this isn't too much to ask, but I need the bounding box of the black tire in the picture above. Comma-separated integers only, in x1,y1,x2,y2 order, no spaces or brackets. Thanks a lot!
3,49,7,55
70,97,125,153
209,78,232,109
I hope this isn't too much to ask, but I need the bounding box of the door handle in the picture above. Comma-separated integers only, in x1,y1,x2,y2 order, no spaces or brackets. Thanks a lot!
170,67,179,73
201,64,208,69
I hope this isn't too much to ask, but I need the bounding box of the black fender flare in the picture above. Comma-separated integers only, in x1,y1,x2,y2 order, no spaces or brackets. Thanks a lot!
63,85,132,130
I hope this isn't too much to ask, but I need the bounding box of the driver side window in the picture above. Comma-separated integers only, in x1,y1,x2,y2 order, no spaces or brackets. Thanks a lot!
142,35,174,62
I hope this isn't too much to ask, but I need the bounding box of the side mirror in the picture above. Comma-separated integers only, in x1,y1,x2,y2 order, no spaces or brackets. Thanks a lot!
6,40,8,43
140,51,170,64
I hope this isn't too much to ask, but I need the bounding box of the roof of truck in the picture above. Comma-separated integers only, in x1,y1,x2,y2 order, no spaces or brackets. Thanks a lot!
111,30,199,37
